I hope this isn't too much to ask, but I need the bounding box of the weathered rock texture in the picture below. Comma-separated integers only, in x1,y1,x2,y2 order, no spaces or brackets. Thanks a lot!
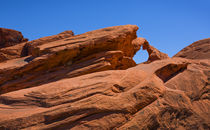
132,37,169,63
142,38,169,63
0,57,209,129
21,30,74,57
0,26,209,130
0,42,26,62
0,25,139,94
0,30,74,62
0,28,28,49
174,38,210,59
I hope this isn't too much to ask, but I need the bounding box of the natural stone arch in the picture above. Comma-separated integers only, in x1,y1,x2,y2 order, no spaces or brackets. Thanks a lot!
132,38,169,63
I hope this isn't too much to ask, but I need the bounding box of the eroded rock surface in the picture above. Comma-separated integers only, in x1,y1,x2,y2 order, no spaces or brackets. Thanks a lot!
0,28,28,49
0,28,28,62
132,38,169,63
174,38,210,59
142,39,169,63
0,25,139,94
0,57,209,129
0,42,26,62
0,30,74,63
119,58,210,130
0,26,209,130
21,30,74,57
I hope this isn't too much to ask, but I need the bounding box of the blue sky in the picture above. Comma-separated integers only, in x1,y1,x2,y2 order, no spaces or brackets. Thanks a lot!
1,0,210,63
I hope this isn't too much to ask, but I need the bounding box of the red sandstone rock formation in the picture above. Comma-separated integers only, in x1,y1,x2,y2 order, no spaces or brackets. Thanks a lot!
0,26,209,129
0,42,26,62
142,38,169,63
0,57,209,129
132,37,169,63
21,30,74,57
0,28,28,49
174,38,210,59
0,30,74,62
0,25,139,94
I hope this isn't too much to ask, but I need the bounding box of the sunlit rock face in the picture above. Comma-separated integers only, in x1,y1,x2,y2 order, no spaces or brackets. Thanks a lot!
0,30,74,63
174,38,210,60
0,25,139,94
0,25,209,130
132,37,170,63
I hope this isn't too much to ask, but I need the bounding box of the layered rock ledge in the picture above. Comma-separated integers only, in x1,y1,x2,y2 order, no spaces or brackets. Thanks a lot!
0,25,209,129
0,30,74,62
0,57,209,129
0,25,140,94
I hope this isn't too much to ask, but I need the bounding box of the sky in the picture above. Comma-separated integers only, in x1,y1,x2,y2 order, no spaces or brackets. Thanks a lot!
1,0,210,63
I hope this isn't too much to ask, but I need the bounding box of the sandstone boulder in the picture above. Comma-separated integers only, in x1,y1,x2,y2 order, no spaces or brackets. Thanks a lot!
0,42,27,62
0,28,28,49
174,38,210,59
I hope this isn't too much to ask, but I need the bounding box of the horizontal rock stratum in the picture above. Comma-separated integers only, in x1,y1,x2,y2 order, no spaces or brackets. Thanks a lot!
0,25,209,130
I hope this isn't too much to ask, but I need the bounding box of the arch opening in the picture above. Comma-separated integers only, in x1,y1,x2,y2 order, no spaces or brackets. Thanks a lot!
133,48,148,64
